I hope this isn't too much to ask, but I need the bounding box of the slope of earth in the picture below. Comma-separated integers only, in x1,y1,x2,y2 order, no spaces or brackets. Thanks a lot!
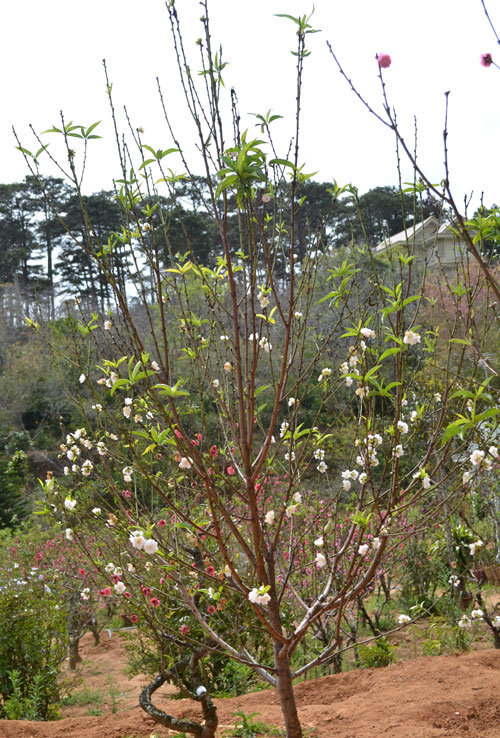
1,632,500,737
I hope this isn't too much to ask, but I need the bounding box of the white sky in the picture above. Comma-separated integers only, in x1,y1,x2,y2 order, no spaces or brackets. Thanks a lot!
3,0,499,209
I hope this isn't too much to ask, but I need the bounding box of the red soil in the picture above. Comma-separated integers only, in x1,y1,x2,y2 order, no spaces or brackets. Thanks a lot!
1,631,500,737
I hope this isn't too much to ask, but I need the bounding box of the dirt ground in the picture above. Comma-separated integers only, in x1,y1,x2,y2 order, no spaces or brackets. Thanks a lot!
1,631,500,738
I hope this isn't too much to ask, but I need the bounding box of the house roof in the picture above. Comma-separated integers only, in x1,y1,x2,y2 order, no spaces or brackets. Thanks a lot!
375,215,452,254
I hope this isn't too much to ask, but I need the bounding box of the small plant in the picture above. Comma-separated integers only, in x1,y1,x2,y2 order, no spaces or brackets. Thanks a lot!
62,686,103,706
421,615,474,656
106,674,123,714
87,705,104,716
357,637,396,668
3,670,48,720
224,710,284,738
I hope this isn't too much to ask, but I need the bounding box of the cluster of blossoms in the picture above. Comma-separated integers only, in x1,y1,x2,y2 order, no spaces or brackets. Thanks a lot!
286,491,302,518
340,468,360,491
318,367,332,383
458,609,485,628
339,348,360,388
314,447,327,474
60,428,102,477
468,446,498,473
355,433,383,469
129,531,159,554
248,585,271,606
248,333,272,353
468,539,484,556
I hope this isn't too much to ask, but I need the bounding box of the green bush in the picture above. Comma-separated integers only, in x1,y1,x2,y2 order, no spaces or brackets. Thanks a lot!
357,637,396,668
0,560,67,719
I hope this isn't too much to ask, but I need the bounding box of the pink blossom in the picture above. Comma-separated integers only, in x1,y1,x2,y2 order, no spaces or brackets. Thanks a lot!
207,605,216,615
157,519,166,527
99,587,111,596
180,624,189,635
377,53,391,68
481,53,493,67
227,466,235,475
130,614,138,623
150,597,160,608
210,445,218,458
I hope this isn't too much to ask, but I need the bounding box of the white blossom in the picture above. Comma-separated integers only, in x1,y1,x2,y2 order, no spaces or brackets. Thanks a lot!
248,587,271,606
372,537,381,550
179,457,193,470
264,510,275,525
64,498,77,511
471,608,484,620
143,539,159,555
470,449,485,466
358,544,369,556
315,552,327,568
314,536,324,547
398,614,411,624
129,531,145,550
65,528,74,541
360,327,375,339
79,373,86,384
151,361,160,372
81,588,91,600
92,507,101,515
403,330,421,346
294,311,302,319
317,461,328,474
114,581,126,595
397,421,409,434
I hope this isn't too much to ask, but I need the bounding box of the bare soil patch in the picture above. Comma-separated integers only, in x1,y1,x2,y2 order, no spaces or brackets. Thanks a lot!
1,632,500,737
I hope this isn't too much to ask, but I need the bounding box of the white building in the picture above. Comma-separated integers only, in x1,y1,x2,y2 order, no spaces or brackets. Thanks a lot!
375,215,467,267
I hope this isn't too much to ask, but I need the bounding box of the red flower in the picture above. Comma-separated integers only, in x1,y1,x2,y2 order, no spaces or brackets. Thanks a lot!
157,519,166,528
210,445,218,458
150,597,160,608
129,614,138,623
180,624,189,635
206,566,215,576
481,53,493,67
377,53,391,68
207,605,216,615
78,568,85,577
174,429,182,438
142,586,152,597
227,466,235,475
99,587,111,596
124,592,131,599
123,489,132,498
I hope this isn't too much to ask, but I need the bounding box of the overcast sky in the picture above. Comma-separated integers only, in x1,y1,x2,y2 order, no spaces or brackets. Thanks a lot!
3,0,498,209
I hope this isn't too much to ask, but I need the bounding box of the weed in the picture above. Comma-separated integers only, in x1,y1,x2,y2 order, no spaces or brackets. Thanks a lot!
62,686,103,706
223,710,285,737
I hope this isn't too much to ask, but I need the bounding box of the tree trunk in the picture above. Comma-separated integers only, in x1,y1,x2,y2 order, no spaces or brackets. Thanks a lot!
273,641,303,738
68,637,82,670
